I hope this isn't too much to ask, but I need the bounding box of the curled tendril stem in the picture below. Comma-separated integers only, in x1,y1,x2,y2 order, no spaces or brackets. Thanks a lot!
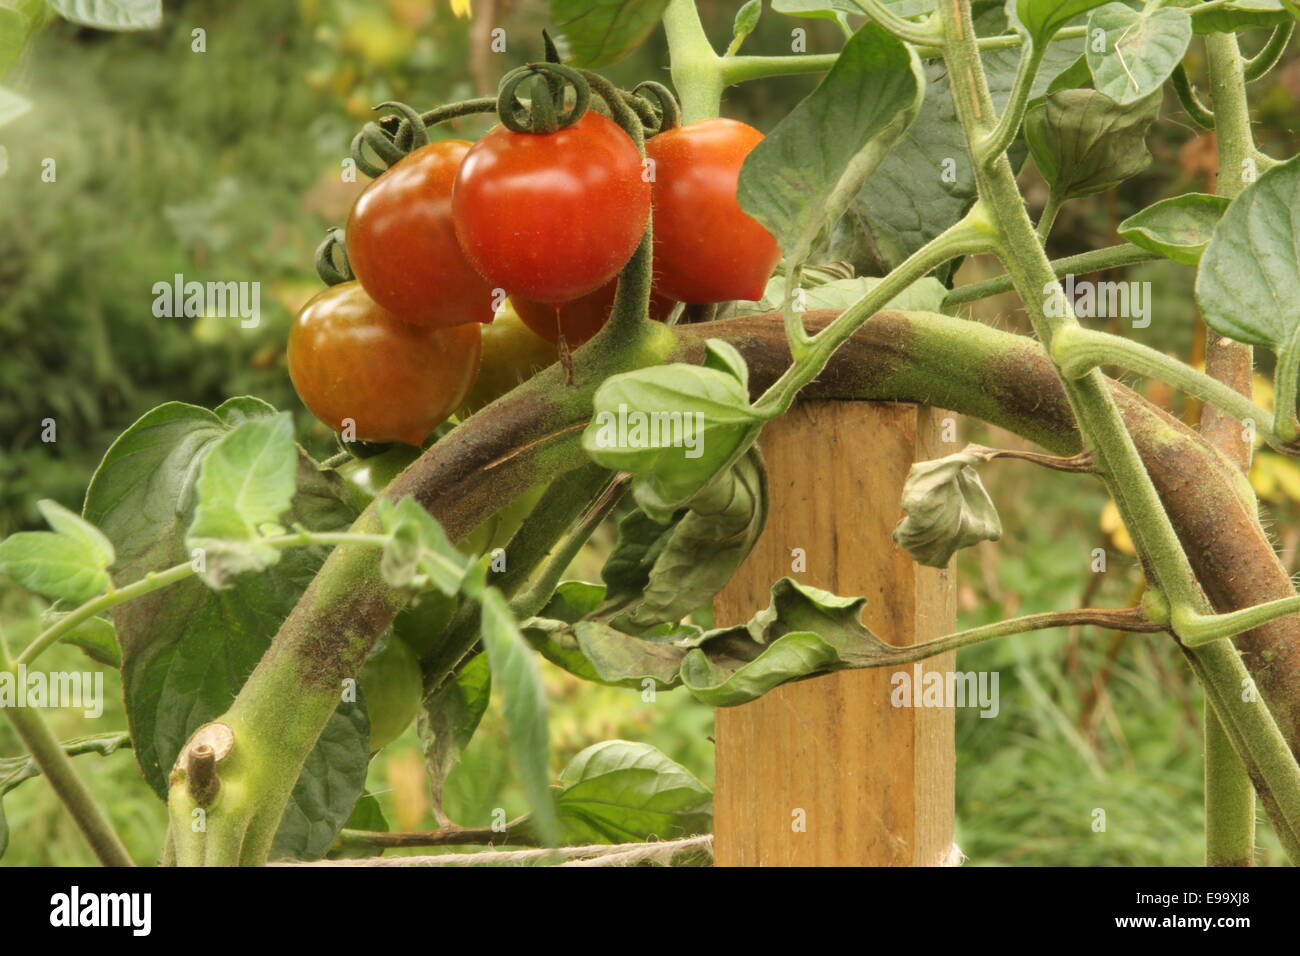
632,81,682,134
497,62,591,134
577,69,645,152
315,228,353,286
349,98,498,179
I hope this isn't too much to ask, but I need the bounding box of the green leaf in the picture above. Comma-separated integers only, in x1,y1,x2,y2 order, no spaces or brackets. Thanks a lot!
41,612,121,667
45,0,161,30
732,0,762,44
1,7,29,76
837,3,1084,272
612,449,768,630
480,587,558,846
772,0,934,19
1119,192,1229,265
582,362,770,520
419,651,491,812
540,579,608,622
0,532,110,602
722,272,948,318
0,732,131,859
0,497,117,601
679,578,895,705
186,413,297,587
1015,0,1111,45
892,449,1002,567
528,577,915,706
329,792,389,860
1024,87,1161,200
270,702,371,862
739,23,925,266
1196,155,1300,351
555,740,712,844
82,398,358,852
701,338,750,389
377,495,468,595
1085,3,1192,106
37,499,115,568
0,85,29,126
1047,54,1093,94
525,615,692,688
1168,0,1290,35
549,0,668,68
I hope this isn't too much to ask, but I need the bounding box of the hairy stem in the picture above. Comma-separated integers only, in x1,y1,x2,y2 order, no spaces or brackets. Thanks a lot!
937,0,1300,861
0,638,132,866
1202,28,1260,866
942,244,1160,307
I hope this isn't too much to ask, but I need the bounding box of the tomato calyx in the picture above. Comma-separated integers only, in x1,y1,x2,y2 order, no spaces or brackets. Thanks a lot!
496,62,591,135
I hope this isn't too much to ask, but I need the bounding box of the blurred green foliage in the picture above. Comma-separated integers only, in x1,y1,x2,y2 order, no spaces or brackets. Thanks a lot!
2,1,1299,866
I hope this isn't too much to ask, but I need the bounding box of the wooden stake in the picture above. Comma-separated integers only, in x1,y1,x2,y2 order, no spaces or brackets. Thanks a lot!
713,401,956,867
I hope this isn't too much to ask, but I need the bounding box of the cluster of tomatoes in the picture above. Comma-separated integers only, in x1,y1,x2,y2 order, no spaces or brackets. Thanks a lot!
288,95,781,450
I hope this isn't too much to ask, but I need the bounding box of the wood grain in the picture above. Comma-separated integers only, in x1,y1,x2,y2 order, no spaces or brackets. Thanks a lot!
712,401,956,866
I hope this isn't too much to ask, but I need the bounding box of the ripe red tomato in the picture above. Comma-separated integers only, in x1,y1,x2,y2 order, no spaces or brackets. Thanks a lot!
646,118,781,303
452,111,651,303
347,140,496,328
288,282,481,446
513,279,676,346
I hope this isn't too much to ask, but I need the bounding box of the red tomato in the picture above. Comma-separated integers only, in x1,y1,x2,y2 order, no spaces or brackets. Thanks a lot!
646,118,781,303
452,112,651,303
288,282,481,446
347,140,496,328
513,279,676,346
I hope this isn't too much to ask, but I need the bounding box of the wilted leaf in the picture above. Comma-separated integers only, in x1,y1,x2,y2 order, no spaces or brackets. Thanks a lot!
893,450,1002,567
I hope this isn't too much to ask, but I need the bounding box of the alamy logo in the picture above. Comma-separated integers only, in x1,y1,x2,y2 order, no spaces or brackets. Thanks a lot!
1044,273,1151,328
152,273,260,328
49,886,151,936
589,404,706,458
0,665,104,718
890,664,1000,718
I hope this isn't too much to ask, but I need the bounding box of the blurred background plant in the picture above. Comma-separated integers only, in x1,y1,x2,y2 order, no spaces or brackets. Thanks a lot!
1,0,1296,866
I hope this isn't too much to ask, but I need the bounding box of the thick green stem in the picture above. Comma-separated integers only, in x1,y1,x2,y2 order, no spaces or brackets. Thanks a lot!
875,606,1161,666
1052,326,1275,439
1202,28,1261,866
978,39,1046,166
755,206,995,414
0,638,133,866
943,244,1160,307
937,0,1300,862
662,0,724,123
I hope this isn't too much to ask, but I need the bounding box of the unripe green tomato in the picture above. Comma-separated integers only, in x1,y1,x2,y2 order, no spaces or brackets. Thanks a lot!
393,591,458,658
337,445,422,513
458,484,547,557
358,635,423,751
456,304,558,418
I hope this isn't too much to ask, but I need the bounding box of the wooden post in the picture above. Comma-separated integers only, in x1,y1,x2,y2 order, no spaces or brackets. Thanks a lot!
713,401,956,867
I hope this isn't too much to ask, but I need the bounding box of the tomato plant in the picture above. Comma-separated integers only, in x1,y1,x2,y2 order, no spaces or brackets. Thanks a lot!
647,118,780,304
347,140,497,328
8,0,1300,882
287,281,481,446
452,111,651,303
